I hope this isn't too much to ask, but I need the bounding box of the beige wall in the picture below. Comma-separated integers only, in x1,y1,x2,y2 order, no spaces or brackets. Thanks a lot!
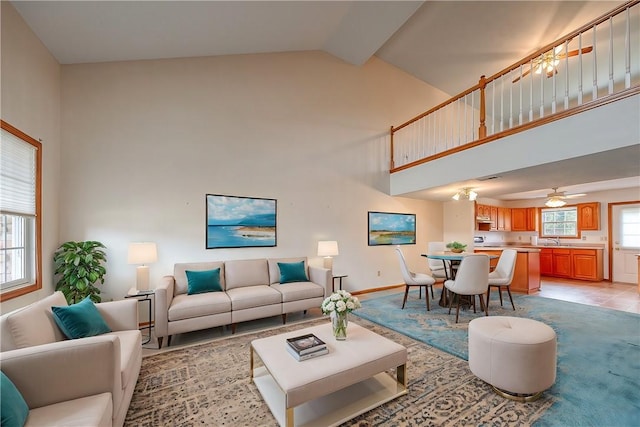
1,2,61,313
60,52,446,300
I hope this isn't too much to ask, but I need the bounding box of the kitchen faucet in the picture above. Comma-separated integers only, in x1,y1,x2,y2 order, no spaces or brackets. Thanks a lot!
550,237,560,246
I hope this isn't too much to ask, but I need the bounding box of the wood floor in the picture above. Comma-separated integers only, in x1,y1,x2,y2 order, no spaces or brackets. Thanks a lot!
142,278,639,354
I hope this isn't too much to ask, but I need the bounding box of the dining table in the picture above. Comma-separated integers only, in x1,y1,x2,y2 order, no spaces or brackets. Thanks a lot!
421,252,498,307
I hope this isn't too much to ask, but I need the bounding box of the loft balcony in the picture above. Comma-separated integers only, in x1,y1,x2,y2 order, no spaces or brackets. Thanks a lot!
389,1,640,200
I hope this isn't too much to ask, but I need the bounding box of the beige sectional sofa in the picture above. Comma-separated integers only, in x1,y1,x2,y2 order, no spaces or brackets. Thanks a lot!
0,291,142,427
155,256,331,348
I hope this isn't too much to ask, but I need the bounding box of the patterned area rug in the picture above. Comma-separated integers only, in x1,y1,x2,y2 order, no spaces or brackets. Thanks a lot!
125,316,553,426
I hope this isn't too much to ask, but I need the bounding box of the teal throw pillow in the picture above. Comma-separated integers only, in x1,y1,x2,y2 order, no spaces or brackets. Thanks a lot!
186,268,222,295
51,296,111,339
278,261,308,284
1,371,29,427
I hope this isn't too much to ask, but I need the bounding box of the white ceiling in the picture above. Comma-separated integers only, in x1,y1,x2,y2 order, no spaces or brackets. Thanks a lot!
10,0,639,202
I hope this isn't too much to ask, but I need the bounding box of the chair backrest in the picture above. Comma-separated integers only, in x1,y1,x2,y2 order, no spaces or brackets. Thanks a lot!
427,241,446,271
494,249,517,282
395,246,417,285
449,254,490,295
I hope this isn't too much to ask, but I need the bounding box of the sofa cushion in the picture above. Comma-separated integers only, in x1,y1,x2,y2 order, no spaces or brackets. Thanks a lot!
52,297,112,339
1,371,29,427
174,262,225,296
277,261,309,284
168,292,232,322
26,392,112,427
226,285,281,310
5,291,68,349
105,330,141,388
271,282,325,302
225,259,269,290
186,268,223,295
268,257,307,284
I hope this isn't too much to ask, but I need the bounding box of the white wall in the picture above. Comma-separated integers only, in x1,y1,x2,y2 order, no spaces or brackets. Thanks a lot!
60,52,446,301
0,2,61,313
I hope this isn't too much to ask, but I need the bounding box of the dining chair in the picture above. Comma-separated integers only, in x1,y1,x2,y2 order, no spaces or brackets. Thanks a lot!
487,249,517,310
395,247,436,311
427,241,448,279
444,254,490,323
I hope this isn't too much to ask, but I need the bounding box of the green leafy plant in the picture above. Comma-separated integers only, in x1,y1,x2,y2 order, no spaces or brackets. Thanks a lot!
54,241,107,304
446,241,467,252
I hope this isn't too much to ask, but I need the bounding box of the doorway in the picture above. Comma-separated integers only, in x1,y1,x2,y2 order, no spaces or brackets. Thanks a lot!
609,202,640,284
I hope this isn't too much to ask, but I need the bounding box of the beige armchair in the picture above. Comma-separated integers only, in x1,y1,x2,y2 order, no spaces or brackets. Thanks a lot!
0,292,142,426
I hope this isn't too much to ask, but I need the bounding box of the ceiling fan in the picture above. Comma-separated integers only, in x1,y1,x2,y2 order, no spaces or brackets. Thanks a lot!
545,187,587,207
512,43,593,83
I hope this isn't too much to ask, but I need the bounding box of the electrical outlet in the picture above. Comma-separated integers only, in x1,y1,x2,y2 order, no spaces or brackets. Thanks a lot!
377,270,381,277
582,236,586,240
518,236,522,240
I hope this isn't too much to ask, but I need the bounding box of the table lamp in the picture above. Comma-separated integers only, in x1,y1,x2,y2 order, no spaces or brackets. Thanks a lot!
128,242,157,290
317,240,339,270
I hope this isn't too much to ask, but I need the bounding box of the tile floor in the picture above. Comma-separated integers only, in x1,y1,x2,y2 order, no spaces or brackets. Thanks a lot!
142,278,639,355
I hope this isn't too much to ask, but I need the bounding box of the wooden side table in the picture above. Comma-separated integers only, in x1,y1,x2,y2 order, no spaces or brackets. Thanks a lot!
332,274,347,292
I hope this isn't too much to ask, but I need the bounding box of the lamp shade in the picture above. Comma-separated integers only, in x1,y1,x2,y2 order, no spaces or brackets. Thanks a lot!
317,241,339,257
127,242,158,265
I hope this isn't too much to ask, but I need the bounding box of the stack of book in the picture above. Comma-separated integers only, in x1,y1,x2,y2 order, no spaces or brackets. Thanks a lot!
286,333,328,361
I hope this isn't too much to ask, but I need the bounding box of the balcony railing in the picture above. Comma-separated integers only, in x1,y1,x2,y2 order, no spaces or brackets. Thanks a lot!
390,0,640,172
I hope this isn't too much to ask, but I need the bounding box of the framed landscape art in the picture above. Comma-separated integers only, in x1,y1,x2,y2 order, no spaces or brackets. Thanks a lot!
206,194,277,249
368,211,416,246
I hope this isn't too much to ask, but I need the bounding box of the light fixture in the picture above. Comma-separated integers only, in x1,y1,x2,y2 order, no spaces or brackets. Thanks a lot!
317,240,339,270
128,242,157,290
545,197,567,208
452,188,478,201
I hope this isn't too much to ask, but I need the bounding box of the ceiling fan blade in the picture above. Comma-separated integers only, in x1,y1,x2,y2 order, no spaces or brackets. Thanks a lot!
564,193,587,199
512,68,532,83
557,46,594,59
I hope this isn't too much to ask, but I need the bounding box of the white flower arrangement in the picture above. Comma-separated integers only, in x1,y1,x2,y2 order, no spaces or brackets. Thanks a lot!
321,289,362,315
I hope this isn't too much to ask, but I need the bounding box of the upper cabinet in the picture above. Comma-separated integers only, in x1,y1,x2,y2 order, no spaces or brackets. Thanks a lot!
577,202,600,231
511,207,537,231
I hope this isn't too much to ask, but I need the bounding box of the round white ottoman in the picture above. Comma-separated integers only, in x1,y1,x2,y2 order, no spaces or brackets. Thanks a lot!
468,316,557,402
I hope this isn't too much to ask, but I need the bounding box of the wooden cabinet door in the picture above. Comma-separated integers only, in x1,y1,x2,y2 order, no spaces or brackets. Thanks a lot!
552,249,572,277
540,249,553,275
572,249,603,281
503,208,511,231
497,207,505,230
578,202,600,230
511,208,527,231
490,206,498,230
526,207,537,231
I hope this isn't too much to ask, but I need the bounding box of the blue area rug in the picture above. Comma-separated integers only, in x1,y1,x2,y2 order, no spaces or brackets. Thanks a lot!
353,289,640,426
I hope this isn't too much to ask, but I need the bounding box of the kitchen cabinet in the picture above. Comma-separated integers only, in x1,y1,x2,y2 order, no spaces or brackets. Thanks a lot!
539,247,604,281
497,207,511,231
572,249,604,281
490,206,498,230
511,208,537,231
540,248,553,275
476,204,491,219
552,249,572,277
578,202,600,231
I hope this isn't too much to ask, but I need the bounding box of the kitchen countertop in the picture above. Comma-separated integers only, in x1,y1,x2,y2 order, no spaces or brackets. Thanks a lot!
475,244,605,251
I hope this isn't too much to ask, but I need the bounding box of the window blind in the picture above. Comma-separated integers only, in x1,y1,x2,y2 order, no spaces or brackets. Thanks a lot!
0,128,37,216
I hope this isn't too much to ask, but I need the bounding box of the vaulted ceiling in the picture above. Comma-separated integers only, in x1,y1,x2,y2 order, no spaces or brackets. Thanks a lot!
10,0,638,201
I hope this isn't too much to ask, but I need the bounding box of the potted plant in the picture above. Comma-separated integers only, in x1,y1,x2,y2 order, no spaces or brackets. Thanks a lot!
53,241,107,304
446,241,467,253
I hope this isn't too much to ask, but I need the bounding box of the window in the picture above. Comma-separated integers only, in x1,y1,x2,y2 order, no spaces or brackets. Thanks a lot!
541,207,578,238
1,121,42,301
620,206,640,249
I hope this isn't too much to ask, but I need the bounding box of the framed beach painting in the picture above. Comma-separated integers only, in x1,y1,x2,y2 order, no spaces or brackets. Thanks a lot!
206,194,277,249
368,211,416,246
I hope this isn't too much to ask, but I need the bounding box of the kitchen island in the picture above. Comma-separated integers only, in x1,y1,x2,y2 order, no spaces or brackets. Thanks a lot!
474,246,541,294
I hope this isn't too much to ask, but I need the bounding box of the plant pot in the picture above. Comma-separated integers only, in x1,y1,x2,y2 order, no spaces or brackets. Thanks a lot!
331,311,348,340
451,248,464,253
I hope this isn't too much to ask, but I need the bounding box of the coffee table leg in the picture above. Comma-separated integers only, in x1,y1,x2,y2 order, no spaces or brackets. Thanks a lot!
397,363,407,388
250,345,254,379
286,407,294,427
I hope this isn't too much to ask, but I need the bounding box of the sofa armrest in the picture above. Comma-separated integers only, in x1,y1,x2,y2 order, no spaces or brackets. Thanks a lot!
0,335,120,409
154,276,175,339
96,299,138,331
309,266,332,297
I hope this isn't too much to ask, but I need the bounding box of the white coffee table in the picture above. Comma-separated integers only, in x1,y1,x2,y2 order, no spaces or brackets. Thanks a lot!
250,322,407,427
